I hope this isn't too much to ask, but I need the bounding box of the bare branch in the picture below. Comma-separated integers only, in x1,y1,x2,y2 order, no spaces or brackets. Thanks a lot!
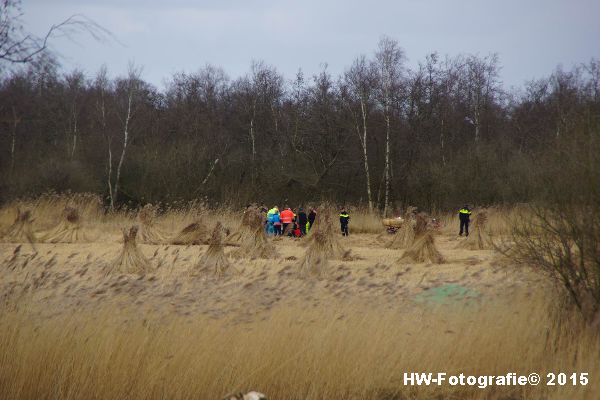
0,0,114,65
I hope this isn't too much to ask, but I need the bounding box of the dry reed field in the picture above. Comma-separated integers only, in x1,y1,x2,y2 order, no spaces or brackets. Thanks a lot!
0,194,598,400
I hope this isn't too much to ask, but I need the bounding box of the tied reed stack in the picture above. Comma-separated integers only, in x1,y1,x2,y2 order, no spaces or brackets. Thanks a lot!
192,222,234,277
228,206,259,245
457,210,491,250
297,213,351,277
137,205,169,244
40,207,88,243
171,218,210,245
107,226,152,275
386,206,417,249
230,210,278,259
399,213,445,264
2,208,36,244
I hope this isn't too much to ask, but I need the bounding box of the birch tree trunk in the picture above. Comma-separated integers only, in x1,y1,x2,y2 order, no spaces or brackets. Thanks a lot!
249,116,256,163
10,107,19,177
375,36,405,217
97,89,114,210
107,137,114,209
383,111,391,217
440,117,446,165
70,105,78,159
113,91,132,207
359,98,374,211
474,102,481,142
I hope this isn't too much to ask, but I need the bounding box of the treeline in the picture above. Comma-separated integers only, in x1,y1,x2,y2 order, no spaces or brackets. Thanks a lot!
0,38,599,212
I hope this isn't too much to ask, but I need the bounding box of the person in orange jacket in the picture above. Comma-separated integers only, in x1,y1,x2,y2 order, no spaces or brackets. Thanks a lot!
280,207,295,235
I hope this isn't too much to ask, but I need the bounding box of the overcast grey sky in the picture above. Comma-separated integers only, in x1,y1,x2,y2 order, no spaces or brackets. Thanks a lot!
23,0,600,89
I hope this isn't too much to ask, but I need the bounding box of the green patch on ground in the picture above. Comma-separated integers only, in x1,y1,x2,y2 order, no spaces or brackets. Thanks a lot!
414,284,481,305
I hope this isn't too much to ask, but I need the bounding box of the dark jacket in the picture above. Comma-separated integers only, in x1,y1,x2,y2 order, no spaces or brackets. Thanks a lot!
308,210,316,225
298,211,308,225
459,208,471,222
339,212,350,226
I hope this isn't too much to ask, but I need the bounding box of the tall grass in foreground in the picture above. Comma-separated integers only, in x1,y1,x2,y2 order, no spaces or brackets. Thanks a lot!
0,293,597,400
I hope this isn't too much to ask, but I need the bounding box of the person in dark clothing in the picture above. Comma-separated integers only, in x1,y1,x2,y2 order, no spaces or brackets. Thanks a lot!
297,208,308,236
459,205,472,236
339,208,350,236
307,208,317,231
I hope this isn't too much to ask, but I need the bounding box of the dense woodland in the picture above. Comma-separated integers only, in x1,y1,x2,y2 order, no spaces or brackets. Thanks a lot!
1,37,599,212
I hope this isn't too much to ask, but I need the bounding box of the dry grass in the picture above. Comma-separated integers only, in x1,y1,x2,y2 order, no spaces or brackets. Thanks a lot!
386,207,417,249
228,207,261,245
0,195,599,400
0,292,597,400
296,229,331,277
230,211,278,260
1,208,36,244
39,207,90,243
191,222,234,277
105,225,152,275
437,206,525,238
296,213,355,277
456,210,493,250
347,207,384,234
171,220,211,245
386,222,414,249
137,205,170,244
398,231,445,264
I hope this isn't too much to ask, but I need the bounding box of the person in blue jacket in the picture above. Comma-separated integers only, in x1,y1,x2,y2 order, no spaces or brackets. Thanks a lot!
271,209,282,236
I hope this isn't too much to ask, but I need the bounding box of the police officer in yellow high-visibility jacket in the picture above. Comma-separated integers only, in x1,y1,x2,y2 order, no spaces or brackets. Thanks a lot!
339,209,350,236
459,205,472,236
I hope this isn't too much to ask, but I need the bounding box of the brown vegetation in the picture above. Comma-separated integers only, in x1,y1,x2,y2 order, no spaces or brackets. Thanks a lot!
297,213,353,277
456,210,492,250
171,219,210,245
137,205,169,244
1,208,36,244
40,207,88,243
0,198,599,399
396,212,445,264
192,222,234,277
398,230,445,264
506,205,600,328
228,207,261,244
301,213,348,259
106,226,152,275
386,206,417,249
296,230,331,278
230,211,278,260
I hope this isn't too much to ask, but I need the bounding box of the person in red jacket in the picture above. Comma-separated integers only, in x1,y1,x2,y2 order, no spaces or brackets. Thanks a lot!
280,207,295,235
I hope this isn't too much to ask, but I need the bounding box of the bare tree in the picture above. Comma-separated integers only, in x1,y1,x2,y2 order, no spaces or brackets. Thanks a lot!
374,36,405,216
111,63,142,209
62,69,86,159
343,55,377,211
0,0,110,65
304,65,349,188
234,60,283,184
93,66,111,205
463,54,501,143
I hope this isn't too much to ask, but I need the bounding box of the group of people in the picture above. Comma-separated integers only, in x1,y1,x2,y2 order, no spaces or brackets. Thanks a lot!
261,206,352,237
263,206,317,237
258,203,472,238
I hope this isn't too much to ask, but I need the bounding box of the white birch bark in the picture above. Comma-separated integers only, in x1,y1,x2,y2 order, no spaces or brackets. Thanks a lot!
10,107,19,176
113,91,132,207
359,98,374,211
